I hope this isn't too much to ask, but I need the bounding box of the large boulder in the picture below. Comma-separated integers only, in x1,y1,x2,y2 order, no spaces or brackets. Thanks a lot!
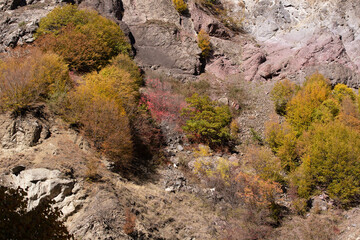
1,167,84,217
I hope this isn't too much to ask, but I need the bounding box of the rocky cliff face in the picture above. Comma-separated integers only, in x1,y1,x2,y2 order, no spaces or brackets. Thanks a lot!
238,0,360,86
1,0,359,86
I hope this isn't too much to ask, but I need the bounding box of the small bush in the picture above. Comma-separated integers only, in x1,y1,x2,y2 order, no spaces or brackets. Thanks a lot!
230,119,240,138
0,50,71,113
270,79,298,116
36,5,130,72
140,78,186,124
172,0,188,14
181,93,232,147
244,145,283,184
197,29,211,59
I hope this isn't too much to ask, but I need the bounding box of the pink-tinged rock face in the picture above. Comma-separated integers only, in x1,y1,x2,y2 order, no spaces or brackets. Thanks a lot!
239,28,359,86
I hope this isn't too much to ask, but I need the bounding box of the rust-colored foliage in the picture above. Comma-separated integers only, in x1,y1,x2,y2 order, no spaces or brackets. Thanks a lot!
36,5,130,72
123,208,136,235
235,172,281,208
68,81,133,168
0,48,71,113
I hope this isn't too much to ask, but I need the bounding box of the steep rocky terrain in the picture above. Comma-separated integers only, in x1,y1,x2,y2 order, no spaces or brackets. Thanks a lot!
1,0,360,239
1,0,360,84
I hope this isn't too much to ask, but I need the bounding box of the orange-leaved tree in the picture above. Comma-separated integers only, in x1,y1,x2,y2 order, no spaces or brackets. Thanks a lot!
36,5,130,72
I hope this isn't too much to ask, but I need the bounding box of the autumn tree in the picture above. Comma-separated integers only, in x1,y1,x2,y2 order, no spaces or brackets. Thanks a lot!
36,5,130,72
66,66,134,169
294,121,360,205
286,73,331,133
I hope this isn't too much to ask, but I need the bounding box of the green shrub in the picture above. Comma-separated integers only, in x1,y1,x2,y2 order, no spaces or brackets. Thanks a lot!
270,79,298,116
36,5,130,72
181,93,232,147
172,0,188,14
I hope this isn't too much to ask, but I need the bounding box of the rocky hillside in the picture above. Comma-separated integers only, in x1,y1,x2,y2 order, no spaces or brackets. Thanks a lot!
1,0,360,239
1,0,360,84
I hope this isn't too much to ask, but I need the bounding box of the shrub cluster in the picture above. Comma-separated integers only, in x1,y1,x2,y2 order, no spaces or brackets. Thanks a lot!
193,147,282,238
36,5,131,72
140,78,186,124
172,0,188,15
181,93,232,147
267,73,360,206
0,49,71,113
65,62,140,168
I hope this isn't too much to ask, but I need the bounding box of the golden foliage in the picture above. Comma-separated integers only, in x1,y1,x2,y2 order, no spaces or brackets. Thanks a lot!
172,0,188,14
286,73,331,133
66,64,138,167
0,49,71,113
197,29,211,59
244,145,283,183
270,79,298,116
36,5,130,72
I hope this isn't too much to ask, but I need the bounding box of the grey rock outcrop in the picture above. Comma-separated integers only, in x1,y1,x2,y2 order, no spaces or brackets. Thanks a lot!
1,167,85,217
0,111,50,151
120,0,201,78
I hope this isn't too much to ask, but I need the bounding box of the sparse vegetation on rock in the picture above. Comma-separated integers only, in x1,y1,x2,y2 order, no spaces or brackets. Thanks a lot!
197,29,211,59
172,0,188,15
